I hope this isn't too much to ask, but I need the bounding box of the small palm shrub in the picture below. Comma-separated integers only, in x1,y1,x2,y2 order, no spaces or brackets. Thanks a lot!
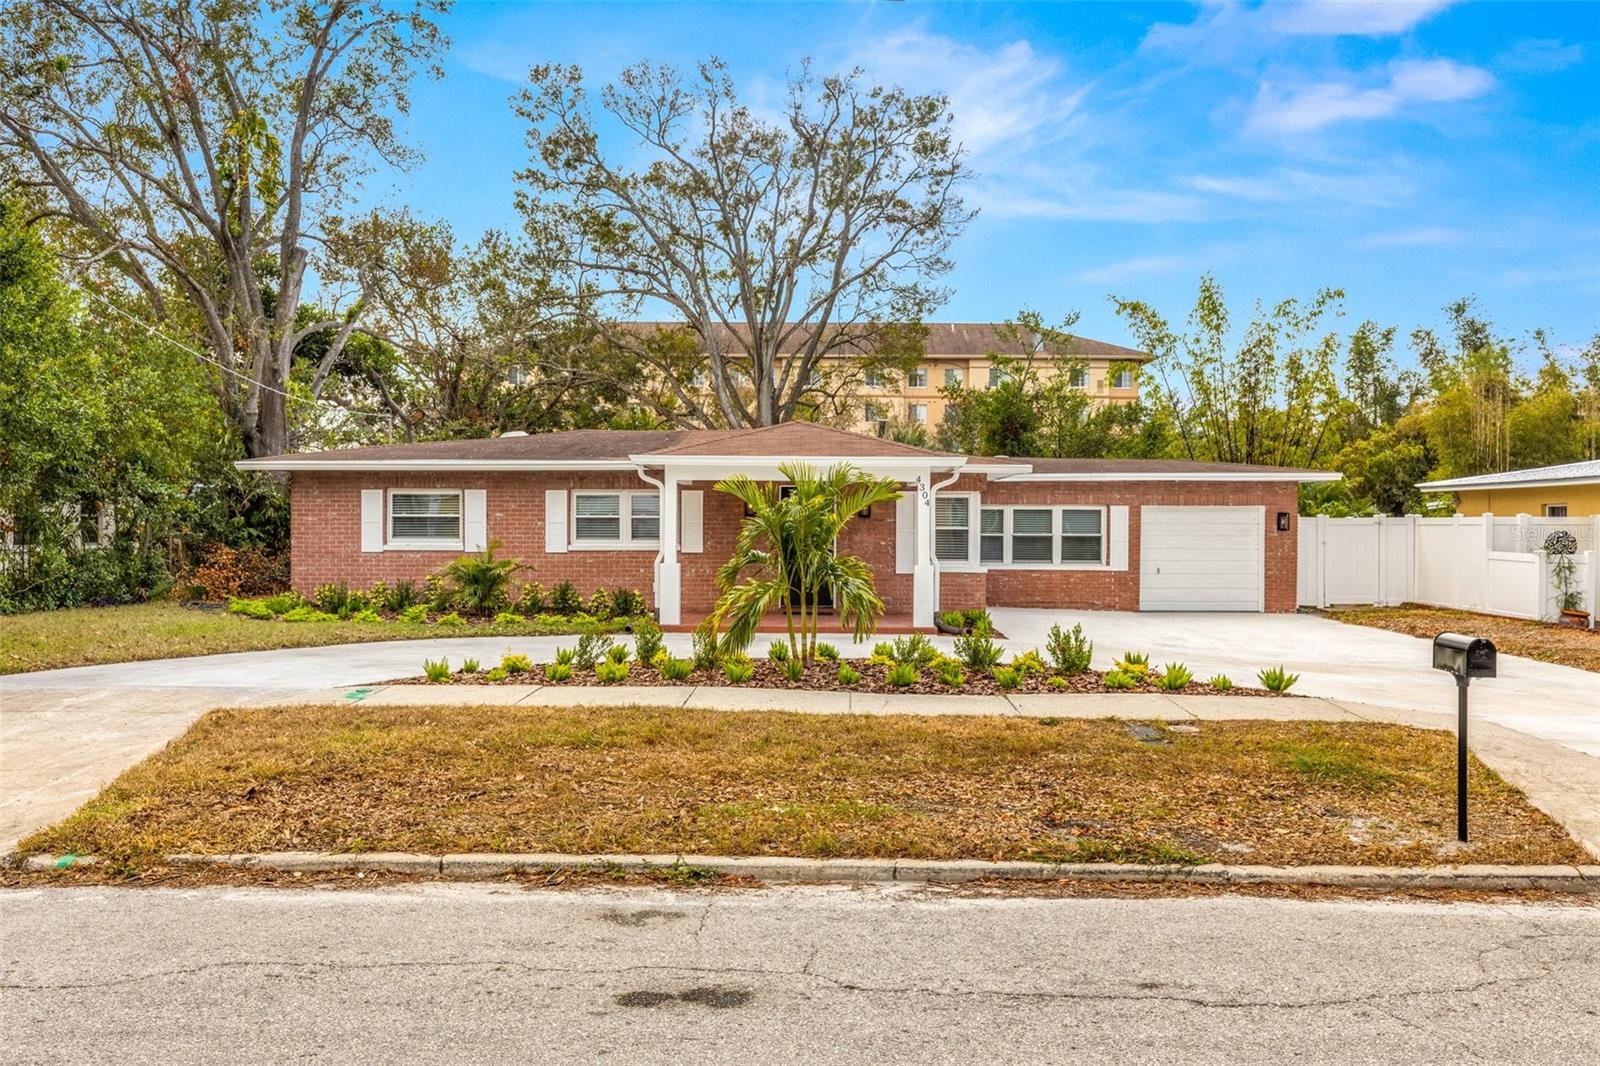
992,665,1021,689
433,611,466,627
500,653,533,675
886,661,918,687
445,540,520,614
610,588,645,618
1102,669,1137,690
483,667,510,682
781,656,806,682
837,663,862,686
553,646,577,666
1113,651,1149,677
891,633,939,667
767,640,791,662
934,659,966,687
954,620,1003,671
423,657,450,682
939,610,968,630
459,658,480,674
493,611,526,626
1046,623,1093,674
574,629,613,668
1209,674,1234,692
397,604,429,625
962,608,991,629
516,581,546,615
633,616,664,664
543,661,572,682
660,657,694,681
722,657,755,683
587,588,612,620
606,642,631,664
815,642,840,661
1155,663,1193,691
1258,666,1300,694
549,580,582,616
595,659,630,683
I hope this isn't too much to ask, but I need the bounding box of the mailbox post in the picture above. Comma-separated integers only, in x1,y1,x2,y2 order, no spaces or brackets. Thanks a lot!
1431,632,1497,842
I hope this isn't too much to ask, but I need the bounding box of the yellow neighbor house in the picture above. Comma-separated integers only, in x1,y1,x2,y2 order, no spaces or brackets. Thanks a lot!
1420,460,1600,517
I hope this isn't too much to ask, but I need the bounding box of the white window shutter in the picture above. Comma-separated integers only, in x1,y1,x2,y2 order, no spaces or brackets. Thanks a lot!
544,490,568,554
895,494,914,574
680,490,704,553
464,489,488,552
360,490,384,553
1108,505,1129,571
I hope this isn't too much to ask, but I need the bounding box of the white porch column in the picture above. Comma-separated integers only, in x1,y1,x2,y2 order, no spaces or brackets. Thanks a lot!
911,472,936,628
657,470,682,625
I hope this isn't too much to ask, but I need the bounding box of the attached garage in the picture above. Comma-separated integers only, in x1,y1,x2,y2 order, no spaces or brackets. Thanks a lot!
1139,505,1265,611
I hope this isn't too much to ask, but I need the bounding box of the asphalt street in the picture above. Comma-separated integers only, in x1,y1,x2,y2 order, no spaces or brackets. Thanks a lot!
2,882,1596,1064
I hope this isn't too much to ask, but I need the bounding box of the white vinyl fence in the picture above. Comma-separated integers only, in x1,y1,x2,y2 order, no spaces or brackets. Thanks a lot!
1298,513,1599,626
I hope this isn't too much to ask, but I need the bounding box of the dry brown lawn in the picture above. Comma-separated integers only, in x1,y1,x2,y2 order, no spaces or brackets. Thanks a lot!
1326,604,1600,672
20,704,1587,869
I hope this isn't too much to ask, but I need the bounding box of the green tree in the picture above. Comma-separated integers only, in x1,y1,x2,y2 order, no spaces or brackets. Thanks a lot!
514,58,974,427
709,463,901,662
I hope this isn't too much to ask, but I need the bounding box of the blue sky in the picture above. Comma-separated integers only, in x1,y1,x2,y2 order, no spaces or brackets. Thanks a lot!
375,0,1600,360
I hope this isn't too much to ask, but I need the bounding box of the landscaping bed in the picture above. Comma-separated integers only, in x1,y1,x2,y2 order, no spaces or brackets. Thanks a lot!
1325,604,1600,673
19,704,1586,868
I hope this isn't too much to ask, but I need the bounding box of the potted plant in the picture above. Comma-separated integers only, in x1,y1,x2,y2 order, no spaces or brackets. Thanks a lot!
1547,550,1589,627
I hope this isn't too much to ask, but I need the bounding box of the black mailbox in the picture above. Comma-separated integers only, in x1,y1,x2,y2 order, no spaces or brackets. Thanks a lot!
1432,632,1497,679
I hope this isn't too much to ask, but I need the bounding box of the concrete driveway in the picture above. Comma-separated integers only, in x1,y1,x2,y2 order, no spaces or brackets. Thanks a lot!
990,608,1600,756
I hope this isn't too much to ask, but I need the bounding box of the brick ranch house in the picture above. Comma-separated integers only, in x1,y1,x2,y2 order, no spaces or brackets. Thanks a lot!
239,423,1338,626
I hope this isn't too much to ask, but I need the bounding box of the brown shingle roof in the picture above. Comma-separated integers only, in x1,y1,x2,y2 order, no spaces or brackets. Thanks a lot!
640,422,962,459
1013,457,1331,478
624,321,1151,361
247,429,692,464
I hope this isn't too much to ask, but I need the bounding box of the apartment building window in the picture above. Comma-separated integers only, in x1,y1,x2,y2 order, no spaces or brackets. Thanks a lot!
506,365,528,386
907,366,928,388
1069,366,1088,388
908,403,928,424
989,366,1008,388
944,367,963,388
864,368,884,388
1112,367,1135,389
864,402,887,434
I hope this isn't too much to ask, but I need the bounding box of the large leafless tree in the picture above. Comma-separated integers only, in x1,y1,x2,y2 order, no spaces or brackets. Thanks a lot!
0,0,447,457
514,59,975,428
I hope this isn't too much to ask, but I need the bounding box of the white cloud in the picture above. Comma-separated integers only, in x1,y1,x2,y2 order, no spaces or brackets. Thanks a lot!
1145,1,1456,61
1071,255,1188,285
1269,1,1456,37
1355,227,1468,249
1496,38,1585,73
1186,165,1414,208
1247,58,1494,134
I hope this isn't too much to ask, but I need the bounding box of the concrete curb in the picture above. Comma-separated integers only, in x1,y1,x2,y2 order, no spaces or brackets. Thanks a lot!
17,852,1600,892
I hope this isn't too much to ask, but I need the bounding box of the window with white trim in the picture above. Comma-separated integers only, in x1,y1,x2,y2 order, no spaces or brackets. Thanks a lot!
572,491,660,547
389,490,462,547
934,496,970,562
981,506,1107,567
864,368,884,388
1069,366,1088,388
907,366,928,388
1112,367,1135,389
908,402,928,424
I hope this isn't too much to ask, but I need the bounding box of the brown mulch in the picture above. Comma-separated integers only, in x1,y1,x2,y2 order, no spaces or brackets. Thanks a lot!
1324,604,1600,673
17,705,1586,870
397,658,1285,697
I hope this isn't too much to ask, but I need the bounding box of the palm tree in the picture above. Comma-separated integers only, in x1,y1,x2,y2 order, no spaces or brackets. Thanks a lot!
709,461,903,661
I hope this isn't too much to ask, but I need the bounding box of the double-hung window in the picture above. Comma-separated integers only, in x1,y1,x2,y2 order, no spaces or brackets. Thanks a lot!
1112,367,1135,389
944,367,964,388
1059,508,1103,561
982,506,1106,567
1010,508,1054,563
980,508,1005,563
1069,366,1088,388
934,496,971,563
389,490,462,548
573,491,660,548
907,366,928,388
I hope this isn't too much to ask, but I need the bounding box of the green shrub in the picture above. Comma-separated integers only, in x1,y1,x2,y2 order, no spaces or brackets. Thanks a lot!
651,647,670,670
954,620,1003,671
549,580,582,616
1045,623,1093,674
574,629,613,668
934,659,966,687
991,665,1021,689
483,667,510,682
1209,674,1234,692
227,597,275,620
871,641,895,660
722,658,754,683
610,588,645,618
423,657,451,682
396,604,429,625
939,610,967,630
1047,676,1068,690
281,606,337,623
815,642,840,661
424,573,452,612
366,580,390,611
779,656,805,682
1114,651,1150,677
962,608,991,628
445,541,519,614
837,663,861,687
433,611,466,627
1258,666,1300,694
493,611,526,626
262,591,303,615
1010,649,1047,675
543,662,572,682
349,608,384,624
633,616,664,664
516,581,546,615
691,623,722,669
313,582,355,616
382,580,418,613
767,640,790,662
660,657,694,681
1101,669,1137,690
885,661,919,687
554,646,577,666
1155,663,1193,691
584,588,611,620
606,642,631,664
500,653,533,674
595,659,630,683
891,633,939,666
459,658,480,674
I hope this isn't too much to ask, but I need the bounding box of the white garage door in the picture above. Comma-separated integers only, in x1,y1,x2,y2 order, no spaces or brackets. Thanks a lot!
1139,506,1265,611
